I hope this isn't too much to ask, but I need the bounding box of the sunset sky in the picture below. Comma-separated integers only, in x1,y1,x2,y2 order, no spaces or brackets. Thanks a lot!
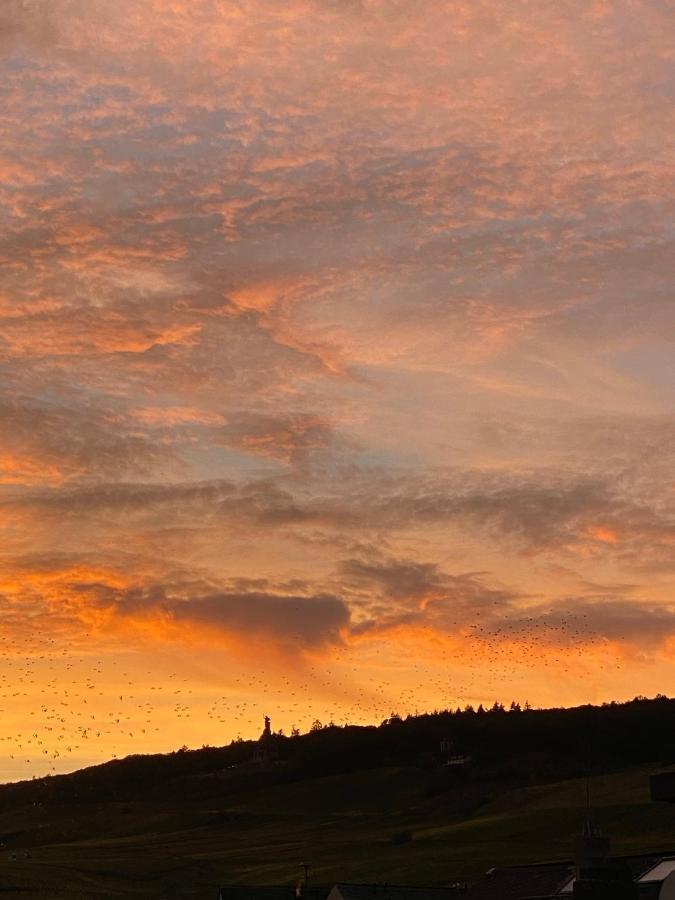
0,0,673,781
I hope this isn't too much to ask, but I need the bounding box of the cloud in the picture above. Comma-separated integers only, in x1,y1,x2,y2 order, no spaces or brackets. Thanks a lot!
463,595,675,666
0,548,351,655
4,462,672,564
0,539,673,679
215,412,347,465
338,551,675,661
336,552,518,640
0,0,672,728
0,1,57,53
0,395,176,484
166,591,349,650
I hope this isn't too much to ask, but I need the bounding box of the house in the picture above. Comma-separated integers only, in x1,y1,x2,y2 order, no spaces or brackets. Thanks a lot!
464,861,574,899
465,853,675,898
327,884,467,900
439,738,470,768
217,775,675,900
218,884,466,900
218,887,330,900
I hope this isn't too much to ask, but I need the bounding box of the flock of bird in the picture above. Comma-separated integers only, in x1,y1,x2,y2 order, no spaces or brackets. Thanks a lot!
0,611,621,781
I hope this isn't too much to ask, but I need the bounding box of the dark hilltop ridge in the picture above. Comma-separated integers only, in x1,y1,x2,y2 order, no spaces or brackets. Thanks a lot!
0,696,675,898
4,694,675,806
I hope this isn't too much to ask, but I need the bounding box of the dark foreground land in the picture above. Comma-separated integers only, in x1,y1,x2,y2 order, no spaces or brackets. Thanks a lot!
0,697,674,898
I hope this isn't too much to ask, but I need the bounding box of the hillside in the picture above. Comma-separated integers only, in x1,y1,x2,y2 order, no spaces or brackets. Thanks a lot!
0,698,674,898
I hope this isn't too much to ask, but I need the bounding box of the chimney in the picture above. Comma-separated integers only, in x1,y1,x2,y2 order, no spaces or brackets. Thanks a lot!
572,820,637,899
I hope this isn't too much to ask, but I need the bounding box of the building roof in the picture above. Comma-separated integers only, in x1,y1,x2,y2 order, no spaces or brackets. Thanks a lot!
218,886,331,900
218,886,462,900
466,852,675,899
217,856,675,900
465,862,573,900
330,884,465,900
622,853,675,881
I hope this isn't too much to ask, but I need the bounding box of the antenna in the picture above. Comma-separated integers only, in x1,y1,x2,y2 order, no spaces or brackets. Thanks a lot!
583,708,594,830
586,735,591,816
296,862,311,899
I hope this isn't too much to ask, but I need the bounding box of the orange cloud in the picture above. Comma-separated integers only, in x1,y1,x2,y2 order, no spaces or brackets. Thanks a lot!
132,406,225,426
586,525,620,544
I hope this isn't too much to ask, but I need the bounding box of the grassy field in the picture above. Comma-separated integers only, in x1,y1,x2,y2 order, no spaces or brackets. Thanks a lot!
0,765,673,898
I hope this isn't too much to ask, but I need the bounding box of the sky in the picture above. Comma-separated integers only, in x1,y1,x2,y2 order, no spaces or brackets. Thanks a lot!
0,0,673,782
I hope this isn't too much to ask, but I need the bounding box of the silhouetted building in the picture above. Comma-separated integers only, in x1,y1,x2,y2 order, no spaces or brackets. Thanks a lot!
218,886,466,900
328,885,466,900
466,861,574,899
571,818,636,898
218,887,330,900
439,738,470,768
466,852,675,898
251,714,280,768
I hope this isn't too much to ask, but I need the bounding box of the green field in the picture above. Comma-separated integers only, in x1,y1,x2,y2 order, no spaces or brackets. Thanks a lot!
0,764,673,898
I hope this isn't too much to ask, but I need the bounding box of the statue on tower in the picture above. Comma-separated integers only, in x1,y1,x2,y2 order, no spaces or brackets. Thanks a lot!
251,714,279,768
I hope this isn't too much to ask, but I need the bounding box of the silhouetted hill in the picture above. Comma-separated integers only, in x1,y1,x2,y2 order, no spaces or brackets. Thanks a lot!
0,696,674,898
4,694,675,807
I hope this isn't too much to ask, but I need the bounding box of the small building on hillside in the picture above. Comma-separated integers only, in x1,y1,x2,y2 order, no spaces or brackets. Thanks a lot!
439,738,470,768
